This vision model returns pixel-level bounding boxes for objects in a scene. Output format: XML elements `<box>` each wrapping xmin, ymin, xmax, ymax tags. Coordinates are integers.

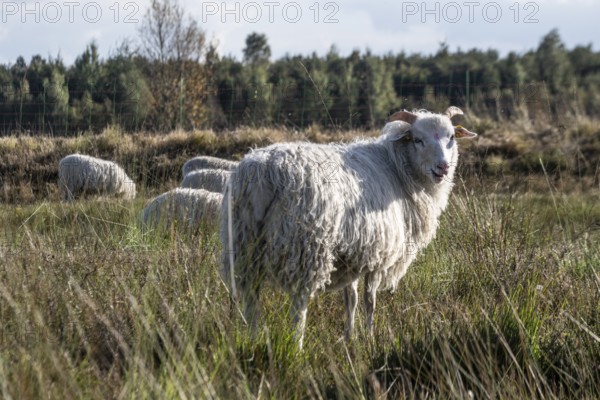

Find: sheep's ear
<box><xmin>388</xmin><ymin>110</ymin><xmax>417</xmax><ymax>124</ymax></box>
<box><xmin>444</xmin><ymin>106</ymin><xmax>463</xmax><ymax>119</ymax></box>
<box><xmin>454</xmin><ymin>125</ymin><xmax>478</xmax><ymax>139</ymax></box>
<box><xmin>383</xmin><ymin>120</ymin><xmax>412</xmax><ymax>142</ymax></box>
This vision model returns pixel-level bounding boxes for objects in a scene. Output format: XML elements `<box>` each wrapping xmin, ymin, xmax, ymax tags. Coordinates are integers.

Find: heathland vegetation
<box><xmin>1</xmin><ymin>127</ymin><xmax>598</xmax><ymax>398</ymax></box>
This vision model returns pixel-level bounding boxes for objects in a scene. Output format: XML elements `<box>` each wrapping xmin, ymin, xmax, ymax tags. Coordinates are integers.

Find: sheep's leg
<box><xmin>243</xmin><ymin>299</ymin><xmax>260</xmax><ymax>336</ymax></box>
<box><xmin>290</xmin><ymin>291</ymin><xmax>310</xmax><ymax>350</ymax></box>
<box><xmin>240</xmin><ymin>282</ymin><xmax>261</xmax><ymax>336</ymax></box>
<box><xmin>364</xmin><ymin>272</ymin><xmax>382</xmax><ymax>337</ymax></box>
<box><xmin>61</xmin><ymin>184</ymin><xmax>74</xmax><ymax>201</ymax></box>
<box><xmin>343</xmin><ymin>281</ymin><xmax>359</xmax><ymax>341</ymax></box>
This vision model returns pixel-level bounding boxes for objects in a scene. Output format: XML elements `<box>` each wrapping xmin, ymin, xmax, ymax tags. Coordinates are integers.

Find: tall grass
<box><xmin>0</xmin><ymin>125</ymin><xmax>599</xmax><ymax>398</ymax></box>
<box><xmin>0</xmin><ymin>177</ymin><xmax>598</xmax><ymax>398</ymax></box>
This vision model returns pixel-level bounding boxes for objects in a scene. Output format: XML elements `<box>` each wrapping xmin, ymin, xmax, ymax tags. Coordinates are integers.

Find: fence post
<box><xmin>465</xmin><ymin>69</ymin><xmax>470</xmax><ymax>110</ymax></box>
<box><xmin>179</xmin><ymin>76</ymin><xmax>184</xmax><ymax>129</ymax></box>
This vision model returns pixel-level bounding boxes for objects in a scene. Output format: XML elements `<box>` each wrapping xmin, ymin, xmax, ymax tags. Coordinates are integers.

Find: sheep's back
<box><xmin>58</xmin><ymin>154</ymin><xmax>135</xmax><ymax>199</ymax></box>
<box><xmin>227</xmin><ymin>142</ymin><xmax>416</xmax><ymax>292</ymax></box>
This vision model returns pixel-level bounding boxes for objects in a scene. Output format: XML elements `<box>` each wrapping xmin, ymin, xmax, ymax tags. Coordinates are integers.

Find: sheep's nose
<box><xmin>437</xmin><ymin>162</ymin><xmax>450</xmax><ymax>176</ymax></box>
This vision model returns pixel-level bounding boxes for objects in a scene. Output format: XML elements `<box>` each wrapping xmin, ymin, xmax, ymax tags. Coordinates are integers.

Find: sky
<box><xmin>0</xmin><ymin>0</ymin><xmax>598</xmax><ymax>65</ymax></box>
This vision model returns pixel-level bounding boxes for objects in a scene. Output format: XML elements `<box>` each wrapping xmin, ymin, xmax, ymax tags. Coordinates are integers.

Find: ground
<box><xmin>0</xmin><ymin>122</ymin><xmax>599</xmax><ymax>398</ymax></box>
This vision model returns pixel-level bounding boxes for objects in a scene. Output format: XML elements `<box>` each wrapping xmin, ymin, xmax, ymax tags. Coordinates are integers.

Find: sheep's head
<box><xmin>383</xmin><ymin>106</ymin><xmax>477</xmax><ymax>185</ymax></box>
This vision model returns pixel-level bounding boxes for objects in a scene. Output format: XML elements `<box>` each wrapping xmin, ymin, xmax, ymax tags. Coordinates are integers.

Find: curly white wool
<box><xmin>58</xmin><ymin>153</ymin><xmax>136</xmax><ymax>201</ymax></box>
<box><xmin>180</xmin><ymin>168</ymin><xmax>230</xmax><ymax>193</ymax></box>
<box><xmin>141</xmin><ymin>188</ymin><xmax>222</xmax><ymax>233</ymax></box>
<box><xmin>220</xmin><ymin>107</ymin><xmax>477</xmax><ymax>348</ymax></box>
<box><xmin>182</xmin><ymin>156</ymin><xmax>238</xmax><ymax>177</ymax></box>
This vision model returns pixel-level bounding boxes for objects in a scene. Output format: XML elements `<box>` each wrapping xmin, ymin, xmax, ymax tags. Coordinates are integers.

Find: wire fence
<box><xmin>0</xmin><ymin>77</ymin><xmax>585</xmax><ymax>135</ymax></box>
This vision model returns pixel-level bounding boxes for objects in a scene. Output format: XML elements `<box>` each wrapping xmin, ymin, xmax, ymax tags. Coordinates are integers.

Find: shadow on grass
<box><xmin>367</xmin><ymin>320</ymin><xmax>599</xmax><ymax>399</ymax></box>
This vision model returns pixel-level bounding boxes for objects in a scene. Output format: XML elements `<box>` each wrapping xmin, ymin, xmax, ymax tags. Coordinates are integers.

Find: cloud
<box><xmin>192</xmin><ymin>0</ymin><xmax>599</xmax><ymax>60</ymax></box>
<box><xmin>196</xmin><ymin>2</ymin><xmax>448</xmax><ymax>58</ymax></box>
<box><xmin>0</xmin><ymin>0</ymin><xmax>598</xmax><ymax>65</ymax></box>
<box><xmin>0</xmin><ymin>25</ymin><xmax>8</xmax><ymax>42</ymax></box>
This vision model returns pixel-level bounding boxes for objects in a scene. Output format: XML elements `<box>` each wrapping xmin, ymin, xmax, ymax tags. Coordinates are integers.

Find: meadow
<box><xmin>0</xmin><ymin>119</ymin><xmax>599</xmax><ymax>399</ymax></box>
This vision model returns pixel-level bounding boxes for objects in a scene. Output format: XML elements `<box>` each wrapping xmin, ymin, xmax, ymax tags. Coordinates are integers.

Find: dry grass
<box><xmin>1</xmin><ymin>117</ymin><xmax>599</xmax><ymax>204</ymax></box>
<box><xmin>0</xmin><ymin>125</ymin><xmax>599</xmax><ymax>398</ymax></box>
<box><xmin>0</xmin><ymin>125</ymin><xmax>383</xmax><ymax>203</ymax></box>
<box><xmin>0</xmin><ymin>186</ymin><xmax>598</xmax><ymax>399</ymax></box>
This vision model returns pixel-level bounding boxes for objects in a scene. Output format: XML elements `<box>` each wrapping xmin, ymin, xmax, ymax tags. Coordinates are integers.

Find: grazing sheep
<box><xmin>182</xmin><ymin>156</ymin><xmax>238</xmax><ymax>177</ymax></box>
<box><xmin>180</xmin><ymin>168</ymin><xmax>230</xmax><ymax>193</ymax></box>
<box><xmin>141</xmin><ymin>188</ymin><xmax>222</xmax><ymax>233</ymax></box>
<box><xmin>221</xmin><ymin>106</ymin><xmax>477</xmax><ymax>348</ymax></box>
<box><xmin>58</xmin><ymin>154</ymin><xmax>136</xmax><ymax>201</ymax></box>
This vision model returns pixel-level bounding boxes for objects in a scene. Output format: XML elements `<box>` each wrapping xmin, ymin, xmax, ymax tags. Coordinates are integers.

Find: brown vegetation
<box><xmin>1</xmin><ymin>116</ymin><xmax>599</xmax><ymax>204</ymax></box>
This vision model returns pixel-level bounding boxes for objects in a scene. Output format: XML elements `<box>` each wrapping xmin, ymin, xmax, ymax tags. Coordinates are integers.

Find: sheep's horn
<box><xmin>444</xmin><ymin>106</ymin><xmax>463</xmax><ymax>119</ymax></box>
<box><xmin>454</xmin><ymin>125</ymin><xmax>478</xmax><ymax>139</ymax></box>
<box><xmin>388</xmin><ymin>110</ymin><xmax>417</xmax><ymax>124</ymax></box>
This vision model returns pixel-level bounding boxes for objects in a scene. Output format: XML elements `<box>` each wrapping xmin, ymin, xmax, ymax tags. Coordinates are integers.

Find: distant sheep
<box><xmin>58</xmin><ymin>153</ymin><xmax>136</xmax><ymax>201</ymax></box>
<box><xmin>182</xmin><ymin>156</ymin><xmax>238</xmax><ymax>177</ymax></box>
<box><xmin>221</xmin><ymin>106</ymin><xmax>477</xmax><ymax>348</ymax></box>
<box><xmin>141</xmin><ymin>188</ymin><xmax>222</xmax><ymax>233</ymax></box>
<box><xmin>180</xmin><ymin>168</ymin><xmax>230</xmax><ymax>193</ymax></box>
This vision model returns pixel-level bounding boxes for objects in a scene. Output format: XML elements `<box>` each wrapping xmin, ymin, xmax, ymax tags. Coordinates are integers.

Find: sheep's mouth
<box><xmin>430</xmin><ymin>169</ymin><xmax>445</xmax><ymax>183</ymax></box>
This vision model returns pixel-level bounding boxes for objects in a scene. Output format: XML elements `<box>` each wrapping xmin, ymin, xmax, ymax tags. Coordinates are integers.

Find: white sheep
<box><xmin>141</xmin><ymin>188</ymin><xmax>222</xmax><ymax>234</ymax></box>
<box><xmin>220</xmin><ymin>106</ymin><xmax>477</xmax><ymax>348</ymax></box>
<box><xmin>182</xmin><ymin>156</ymin><xmax>238</xmax><ymax>177</ymax></box>
<box><xmin>180</xmin><ymin>168</ymin><xmax>230</xmax><ymax>193</ymax></box>
<box><xmin>58</xmin><ymin>153</ymin><xmax>136</xmax><ymax>201</ymax></box>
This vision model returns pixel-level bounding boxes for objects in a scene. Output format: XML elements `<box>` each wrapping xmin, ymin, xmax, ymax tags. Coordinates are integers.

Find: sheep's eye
<box><xmin>450</xmin><ymin>134</ymin><xmax>455</xmax><ymax>141</ymax></box>
<box><xmin>403</xmin><ymin>134</ymin><xmax>412</xmax><ymax>142</ymax></box>
<box><xmin>414</xmin><ymin>138</ymin><xmax>423</xmax><ymax>145</ymax></box>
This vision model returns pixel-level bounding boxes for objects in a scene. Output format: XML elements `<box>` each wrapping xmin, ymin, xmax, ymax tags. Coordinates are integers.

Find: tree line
<box><xmin>1</xmin><ymin>2</ymin><xmax>599</xmax><ymax>135</ymax></box>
